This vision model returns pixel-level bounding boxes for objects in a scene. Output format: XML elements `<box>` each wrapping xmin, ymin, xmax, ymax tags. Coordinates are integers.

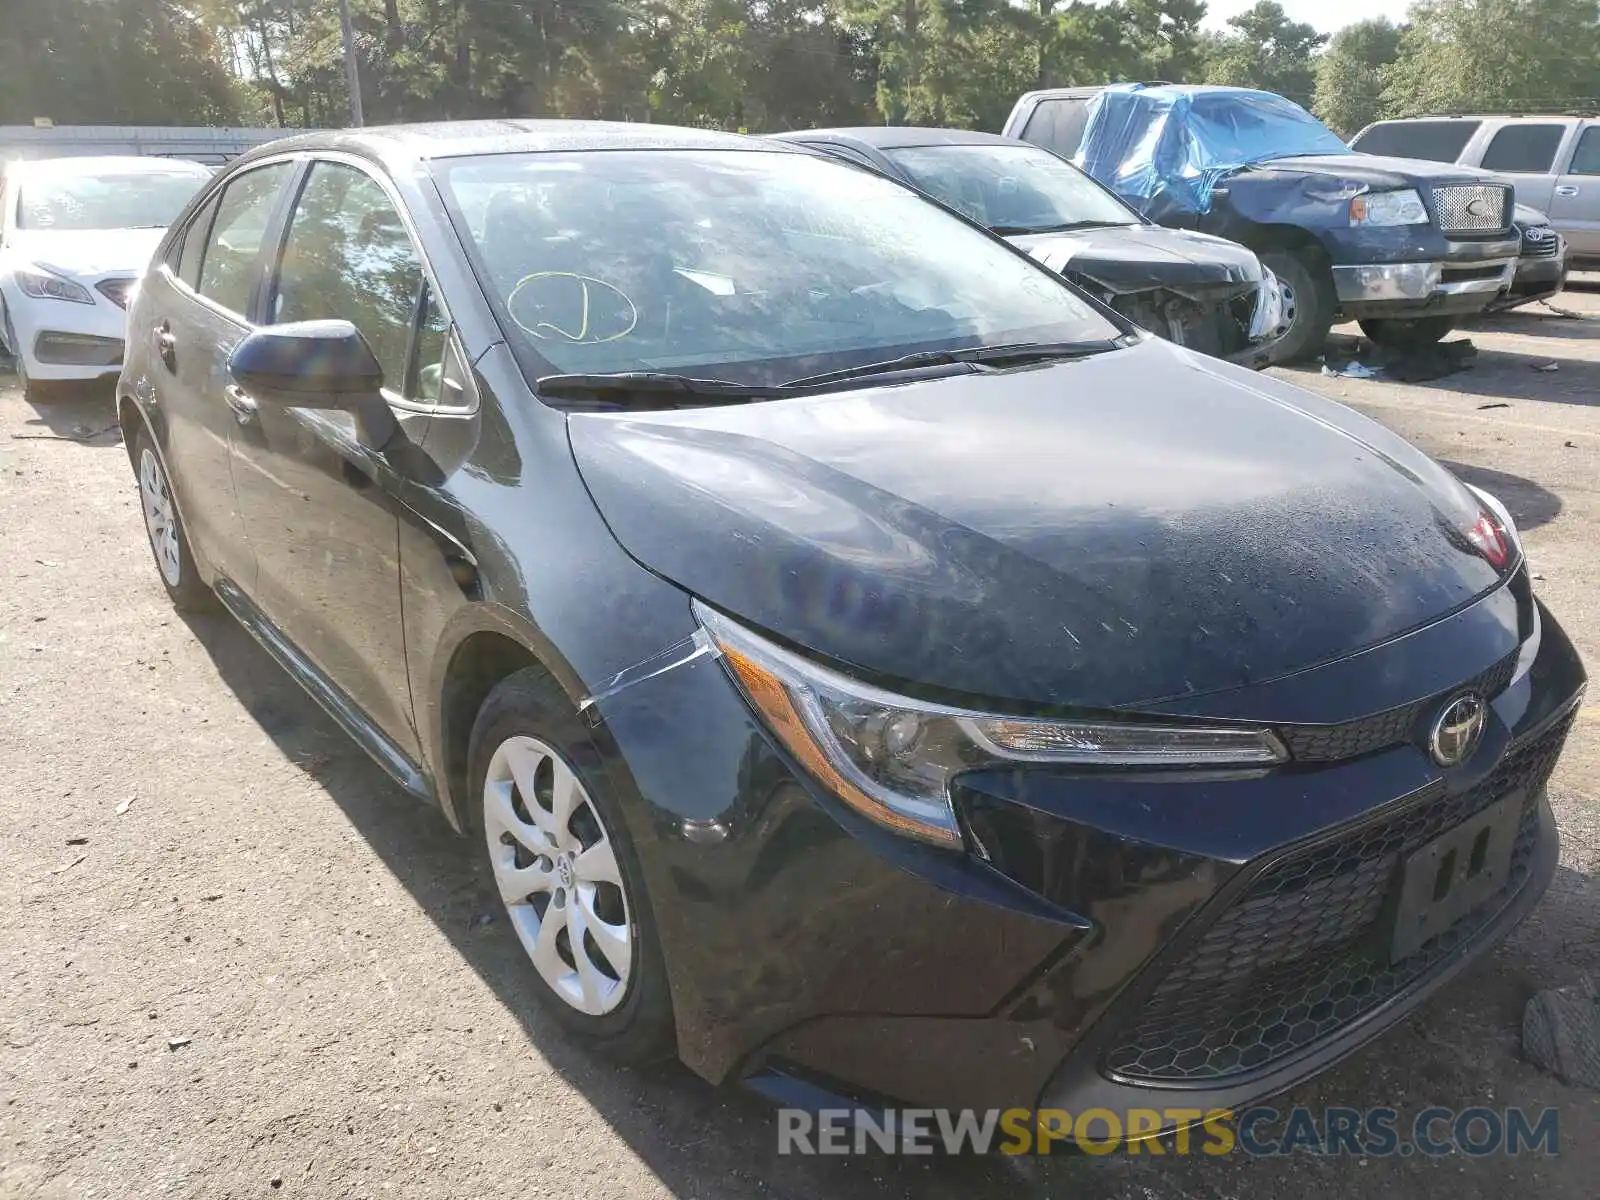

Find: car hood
<box><xmin>568</xmin><ymin>339</ymin><xmax>1504</xmax><ymax>710</ymax></box>
<box><xmin>1007</xmin><ymin>225</ymin><xmax>1263</xmax><ymax>294</ymax></box>
<box><xmin>4</xmin><ymin>228</ymin><xmax>166</xmax><ymax>278</ymax></box>
<box><xmin>1241</xmin><ymin>152</ymin><xmax>1501</xmax><ymax>190</ymax></box>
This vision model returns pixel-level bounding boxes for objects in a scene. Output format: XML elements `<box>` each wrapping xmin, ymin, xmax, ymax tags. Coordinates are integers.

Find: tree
<box><xmin>1313</xmin><ymin>18</ymin><xmax>1404</xmax><ymax>137</ymax></box>
<box><xmin>1203</xmin><ymin>0</ymin><xmax>1328</xmax><ymax>104</ymax></box>
<box><xmin>1382</xmin><ymin>0</ymin><xmax>1600</xmax><ymax>116</ymax></box>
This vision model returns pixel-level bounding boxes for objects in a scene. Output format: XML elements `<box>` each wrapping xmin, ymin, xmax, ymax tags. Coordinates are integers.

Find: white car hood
<box><xmin>5</xmin><ymin>228</ymin><xmax>166</xmax><ymax>278</ymax></box>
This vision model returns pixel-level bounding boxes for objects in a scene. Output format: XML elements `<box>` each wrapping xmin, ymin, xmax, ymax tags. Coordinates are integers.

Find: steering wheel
<box><xmin>507</xmin><ymin>271</ymin><xmax>639</xmax><ymax>344</ymax></box>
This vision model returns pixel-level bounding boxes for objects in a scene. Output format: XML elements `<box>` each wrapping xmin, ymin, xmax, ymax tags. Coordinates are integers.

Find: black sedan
<box><xmin>772</xmin><ymin>126</ymin><xmax>1288</xmax><ymax>366</ymax></box>
<box><xmin>118</xmin><ymin>121</ymin><xmax>1585</xmax><ymax>1134</ymax></box>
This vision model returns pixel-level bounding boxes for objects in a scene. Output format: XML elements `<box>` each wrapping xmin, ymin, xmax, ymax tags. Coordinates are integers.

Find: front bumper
<box><xmin>1487</xmin><ymin>249</ymin><xmax>1568</xmax><ymax>313</ymax></box>
<box><xmin>1327</xmin><ymin>231</ymin><xmax>1520</xmax><ymax>320</ymax></box>
<box><xmin>599</xmin><ymin>580</ymin><xmax>1584</xmax><ymax>1118</ymax></box>
<box><xmin>2</xmin><ymin>278</ymin><xmax>133</xmax><ymax>381</ymax></box>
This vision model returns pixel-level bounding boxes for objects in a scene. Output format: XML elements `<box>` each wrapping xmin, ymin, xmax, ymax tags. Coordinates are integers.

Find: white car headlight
<box><xmin>1349</xmin><ymin>189</ymin><xmax>1429</xmax><ymax>227</ymax></box>
<box><xmin>15</xmin><ymin>266</ymin><xmax>94</xmax><ymax>305</ymax></box>
<box><xmin>696</xmin><ymin>602</ymin><xmax>1286</xmax><ymax>846</ymax></box>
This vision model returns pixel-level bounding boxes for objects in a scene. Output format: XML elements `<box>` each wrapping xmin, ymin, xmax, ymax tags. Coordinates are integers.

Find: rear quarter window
<box><xmin>1351</xmin><ymin>120</ymin><xmax>1480</xmax><ymax>163</ymax></box>
<box><xmin>1021</xmin><ymin>98</ymin><xmax>1092</xmax><ymax>159</ymax></box>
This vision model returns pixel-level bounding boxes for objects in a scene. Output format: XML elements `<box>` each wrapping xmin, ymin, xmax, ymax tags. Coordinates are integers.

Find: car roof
<box><xmin>1365</xmin><ymin>114</ymin><xmax>1587</xmax><ymax>124</ymax></box>
<box><xmin>775</xmin><ymin>127</ymin><xmax>1024</xmax><ymax>152</ymax></box>
<box><xmin>233</xmin><ymin>119</ymin><xmax>794</xmax><ymax>171</ymax></box>
<box><xmin>9</xmin><ymin>155</ymin><xmax>213</xmax><ymax>176</ymax></box>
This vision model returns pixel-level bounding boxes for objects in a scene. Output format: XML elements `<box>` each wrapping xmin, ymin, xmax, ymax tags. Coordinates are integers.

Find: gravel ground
<box><xmin>1</xmin><ymin>294</ymin><xmax>1597</xmax><ymax>1200</ymax></box>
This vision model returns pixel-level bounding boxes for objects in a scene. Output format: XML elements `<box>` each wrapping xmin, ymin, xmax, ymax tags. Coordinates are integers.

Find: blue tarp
<box><xmin>1074</xmin><ymin>84</ymin><xmax>1352</xmax><ymax>221</ymax></box>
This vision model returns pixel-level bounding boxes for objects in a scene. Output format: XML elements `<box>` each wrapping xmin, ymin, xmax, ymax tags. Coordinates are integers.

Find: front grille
<box><xmin>1432</xmin><ymin>184</ymin><xmax>1511</xmax><ymax>234</ymax></box>
<box><xmin>1102</xmin><ymin>711</ymin><xmax>1573</xmax><ymax>1084</ymax></box>
<box><xmin>1278</xmin><ymin>650</ymin><xmax>1518</xmax><ymax>763</ymax></box>
<box><xmin>1521</xmin><ymin>228</ymin><xmax>1561</xmax><ymax>259</ymax></box>
<box><xmin>96</xmin><ymin>278</ymin><xmax>137</xmax><ymax>309</ymax></box>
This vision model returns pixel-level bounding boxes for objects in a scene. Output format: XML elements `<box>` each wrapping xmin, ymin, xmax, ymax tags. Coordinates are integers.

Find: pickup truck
<box><xmin>1352</xmin><ymin>115</ymin><xmax>1600</xmax><ymax>268</ymax></box>
<box><xmin>1004</xmin><ymin>85</ymin><xmax>1521</xmax><ymax>361</ymax></box>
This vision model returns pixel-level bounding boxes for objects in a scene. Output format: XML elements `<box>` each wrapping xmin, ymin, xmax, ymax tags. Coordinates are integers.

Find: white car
<box><xmin>0</xmin><ymin>156</ymin><xmax>210</xmax><ymax>398</ymax></box>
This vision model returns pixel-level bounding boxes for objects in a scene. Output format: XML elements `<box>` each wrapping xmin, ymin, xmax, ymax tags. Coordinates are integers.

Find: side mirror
<box><xmin>229</xmin><ymin>320</ymin><xmax>398</xmax><ymax>446</ymax></box>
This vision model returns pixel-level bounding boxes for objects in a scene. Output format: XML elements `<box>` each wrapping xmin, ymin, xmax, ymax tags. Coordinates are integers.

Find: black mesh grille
<box><xmin>1278</xmin><ymin>651</ymin><xmax>1519</xmax><ymax>763</ymax></box>
<box><xmin>1102</xmin><ymin>711</ymin><xmax>1573</xmax><ymax>1083</ymax></box>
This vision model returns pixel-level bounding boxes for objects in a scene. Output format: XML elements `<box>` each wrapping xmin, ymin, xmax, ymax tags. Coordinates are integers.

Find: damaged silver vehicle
<box><xmin>773</xmin><ymin>126</ymin><xmax>1289</xmax><ymax>367</ymax></box>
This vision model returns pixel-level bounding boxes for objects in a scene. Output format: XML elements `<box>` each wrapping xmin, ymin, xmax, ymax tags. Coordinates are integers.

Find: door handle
<box><xmin>153</xmin><ymin>322</ymin><xmax>177</xmax><ymax>370</ymax></box>
<box><xmin>223</xmin><ymin>383</ymin><xmax>258</xmax><ymax>425</ymax></box>
<box><xmin>1555</xmin><ymin>184</ymin><xmax>1580</xmax><ymax>197</ymax></box>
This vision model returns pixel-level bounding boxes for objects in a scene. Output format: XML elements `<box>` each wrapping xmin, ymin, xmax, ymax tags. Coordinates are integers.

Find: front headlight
<box><xmin>15</xmin><ymin>267</ymin><xmax>94</xmax><ymax>305</ymax></box>
<box><xmin>696</xmin><ymin>603</ymin><xmax>1286</xmax><ymax>846</ymax></box>
<box><xmin>1349</xmin><ymin>189</ymin><xmax>1429</xmax><ymax>227</ymax></box>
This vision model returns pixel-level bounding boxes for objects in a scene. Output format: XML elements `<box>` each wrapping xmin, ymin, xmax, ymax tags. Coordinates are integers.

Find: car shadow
<box><xmin>175</xmin><ymin>605</ymin><xmax>1598</xmax><ymax>1197</ymax></box>
<box><xmin>1437</xmin><ymin>460</ymin><xmax>1564</xmax><ymax>532</ymax></box>
<box><xmin>0</xmin><ymin>366</ymin><xmax>123</xmax><ymax>444</ymax></box>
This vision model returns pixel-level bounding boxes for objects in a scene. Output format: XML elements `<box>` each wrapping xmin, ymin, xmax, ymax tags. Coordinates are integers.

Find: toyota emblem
<box><xmin>1430</xmin><ymin>694</ymin><xmax>1486</xmax><ymax>767</ymax></box>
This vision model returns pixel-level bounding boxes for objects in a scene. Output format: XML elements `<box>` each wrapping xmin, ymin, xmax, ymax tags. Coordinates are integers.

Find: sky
<box><xmin>1201</xmin><ymin>0</ymin><xmax>1397</xmax><ymax>33</ymax></box>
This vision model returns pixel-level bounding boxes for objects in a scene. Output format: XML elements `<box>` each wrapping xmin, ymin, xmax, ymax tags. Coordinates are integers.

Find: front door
<box><xmin>147</xmin><ymin>161</ymin><xmax>297</xmax><ymax>587</ymax></box>
<box><xmin>228</xmin><ymin>159</ymin><xmax>448</xmax><ymax>760</ymax></box>
<box><xmin>1547</xmin><ymin>123</ymin><xmax>1600</xmax><ymax>259</ymax></box>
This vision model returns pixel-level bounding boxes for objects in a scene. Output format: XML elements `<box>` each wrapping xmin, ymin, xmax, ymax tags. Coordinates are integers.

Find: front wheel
<box><xmin>1256</xmin><ymin>249</ymin><xmax>1337</xmax><ymax>365</ymax></box>
<box><xmin>468</xmin><ymin>667</ymin><xmax>676</xmax><ymax>1064</ymax></box>
<box><xmin>1358</xmin><ymin>316</ymin><xmax>1457</xmax><ymax>350</ymax></box>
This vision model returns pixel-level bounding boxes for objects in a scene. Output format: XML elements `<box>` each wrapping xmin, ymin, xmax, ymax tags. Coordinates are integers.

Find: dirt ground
<box><xmin>1</xmin><ymin>291</ymin><xmax>1597</xmax><ymax>1200</ymax></box>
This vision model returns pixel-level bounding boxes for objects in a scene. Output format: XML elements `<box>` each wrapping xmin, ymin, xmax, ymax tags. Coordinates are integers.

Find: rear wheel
<box><xmin>468</xmin><ymin>666</ymin><xmax>676</xmax><ymax>1064</ymax></box>
<box><xmin>133</xmin><ymin>427</ymin><xmax>217</xmax><ymax>612</ymax></box>
<box><xmin>1257</xmin><ymin>248</ymin><xmax>1336</xmax><ymax>365</ymax></box>
<box><xmin>1358</xmin><ymin>316</ymin><xmax>1457</xmax><ymax>350</ymax></box>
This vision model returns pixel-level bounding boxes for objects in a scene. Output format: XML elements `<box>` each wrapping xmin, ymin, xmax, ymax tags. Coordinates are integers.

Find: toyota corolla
<box><xmin>117</xmin><ymin>122</ymin><xmax>1585</xmax><ymax>1133</ymax></box>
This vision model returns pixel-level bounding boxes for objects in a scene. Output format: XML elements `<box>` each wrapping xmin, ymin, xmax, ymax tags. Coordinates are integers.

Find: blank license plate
<box><xmin>1389</xmin><ymin>793</ymin><xmax>1521</xmax><ymax>964</ymax></box>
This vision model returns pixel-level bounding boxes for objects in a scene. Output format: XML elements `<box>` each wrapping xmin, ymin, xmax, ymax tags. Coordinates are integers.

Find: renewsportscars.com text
<box><xmin>777</xmin><ymin>1105</ymin><xmax>1562</xmax><ymax>1157</ymax></box>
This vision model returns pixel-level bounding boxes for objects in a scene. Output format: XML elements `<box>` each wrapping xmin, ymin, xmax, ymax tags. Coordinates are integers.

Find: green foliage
<box><xmin>1313</xmin><ymin>18</ymin><xmax>1404</xmax><ymax>137</ymax></box>
<box><xmin>1382</xmin><ymin>0</ymin><xmax>1600</xmax><ymax>117</ymax></box>
<box><xmin>1203</xmin><ymin>1</ymin><xmax>1328</xmax><ymax>103</ymax></box>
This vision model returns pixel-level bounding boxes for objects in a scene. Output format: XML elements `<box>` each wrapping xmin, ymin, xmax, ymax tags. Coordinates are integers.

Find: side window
<box><xmin>1568</xmin><ymin>127</ymin><xmax>1600</xmax><ymax>175</ymax></box>
<box><xmin>1350</xmin><ymin>120</ymin><xmax>1479</xmax><ymax>163</ymax></box>
<box><xmin>1479</xmin><ymin>124</ymin><xmax>1566</xmax><ymax>173</ymax></box>
<box><xmin>174</xmin><ymin>194</ymin><xmax>220</xmax><ymax>289</ymax></box>
<box><xmin>1022</xmin><ymin>99</ymin><xmax>1090</xmax><ymax>158</ymax></box>
<box><xmin>271</xmin><ymin>161</ymin><xmax>429</xmax><ymax>396</ymax></box>
<box><xmin>198</xmin><ymin>163</ymin><xmax>294</xmax><ymax>316</ymax></box>
<box><xmin>410</xmin><ymin>284</ymin><xmax>452</xmax><ymax>405</ymax></box>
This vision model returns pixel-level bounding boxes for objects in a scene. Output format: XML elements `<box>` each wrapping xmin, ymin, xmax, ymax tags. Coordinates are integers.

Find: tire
<box><xmin>1358</xmin><ymin>316</ymin><xmax>1457</xmax><ymax>350</ymax></box>
<box><xmin>1257</xmin><ymin>248</ymin><xmax>1337</xmax><ymax>365</ymax></box>
<box><xmin>468</xmin><ymin>666</ymin><xmax>676</xmax><ymax>1065</ymax></box>
<box><xmin>132</xmin><ymin>427</ymin><xmax>217</xmax><ymax>612</ymax></box>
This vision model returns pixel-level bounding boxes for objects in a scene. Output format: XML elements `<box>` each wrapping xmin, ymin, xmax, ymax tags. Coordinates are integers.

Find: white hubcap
<box><xmin>483</xmin><ymin>735</ymin><xmax>632</xmax><ymax>1016</ymax></box>
<box><xmin>139</xmin><ymin>448</ymin><xmax>182</xmax><ymax>588</ymax></box>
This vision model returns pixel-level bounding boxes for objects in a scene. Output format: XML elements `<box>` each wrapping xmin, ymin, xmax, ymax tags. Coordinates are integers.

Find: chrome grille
<box><xmin>1432</xmin><ymin>185</ymin><xmax>1511</xmax><ymax>234</ymax></box>
<box><xmin>96</xmin><ymin>278</ymin><xmax>137</xmax><ymax>309</ymax></box>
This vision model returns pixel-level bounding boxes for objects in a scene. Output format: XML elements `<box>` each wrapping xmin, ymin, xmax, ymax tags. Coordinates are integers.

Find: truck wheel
<box><xmin>1358</xmin><ymin>317</ymin><xmax>1456</xmax><ymax>350</ymax></box>
<box><xmin>1257</xmin><ymin>249</ymin><xmax>1336</xmax><ymax>365</ymax></box>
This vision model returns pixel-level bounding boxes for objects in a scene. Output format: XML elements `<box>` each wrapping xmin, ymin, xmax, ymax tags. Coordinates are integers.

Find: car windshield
<box><xmin>17</xmin><ymin>167</ymin><xmax>208</xmax><ymax>231</ymax></box>
<box><xmin>883</xmin><ymin>142</ymin><xmax>1138</xmax><ymax>233</ymax></box>
<box><xmin>433</xmin><ymin>149</ymin><xmax>1122</xmax><ymax>387</ymax></box>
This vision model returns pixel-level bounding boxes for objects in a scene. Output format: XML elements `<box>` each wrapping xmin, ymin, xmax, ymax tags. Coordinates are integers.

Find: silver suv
<box><xmin>1352</xmin><ymin>116</ymin><xmax>1600</xmax><ymax>265</ymax></box>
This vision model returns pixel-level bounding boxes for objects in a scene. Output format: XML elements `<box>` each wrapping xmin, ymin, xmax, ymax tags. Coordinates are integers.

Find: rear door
<box><xmin>1476</xmin><ymin>121</ymin><xmax>1570</xmax><ymax>213</ymax></box>
<box><xmin>143</xmin><ymin>159</ymin><xmax>297</xmax><ymax>587</ymax></box>
<box><xmin>1547</xmin><ymin>122</ymin><xmax>1600</xmax><ymax>258</ymax></box>
<box><xmin>228</xmin><ymin>156</ymin><xmax>448</xmax><ymax>759</ymax></box>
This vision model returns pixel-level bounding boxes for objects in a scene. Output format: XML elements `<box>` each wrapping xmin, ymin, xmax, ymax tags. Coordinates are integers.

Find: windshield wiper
<box><xmin>537</xmin><ymin>371</ymin><xmax>778</xmax><ymax>405</ymax></box>
<box><xmin>991</xmin><ymin>219</ymin><xmax>1135</xmax><ymax>235</ymax></box>
<box><xmin>785</xmin><ymin>339</ymin><xmax>1125</xmax><ymax>389</ymax></box>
